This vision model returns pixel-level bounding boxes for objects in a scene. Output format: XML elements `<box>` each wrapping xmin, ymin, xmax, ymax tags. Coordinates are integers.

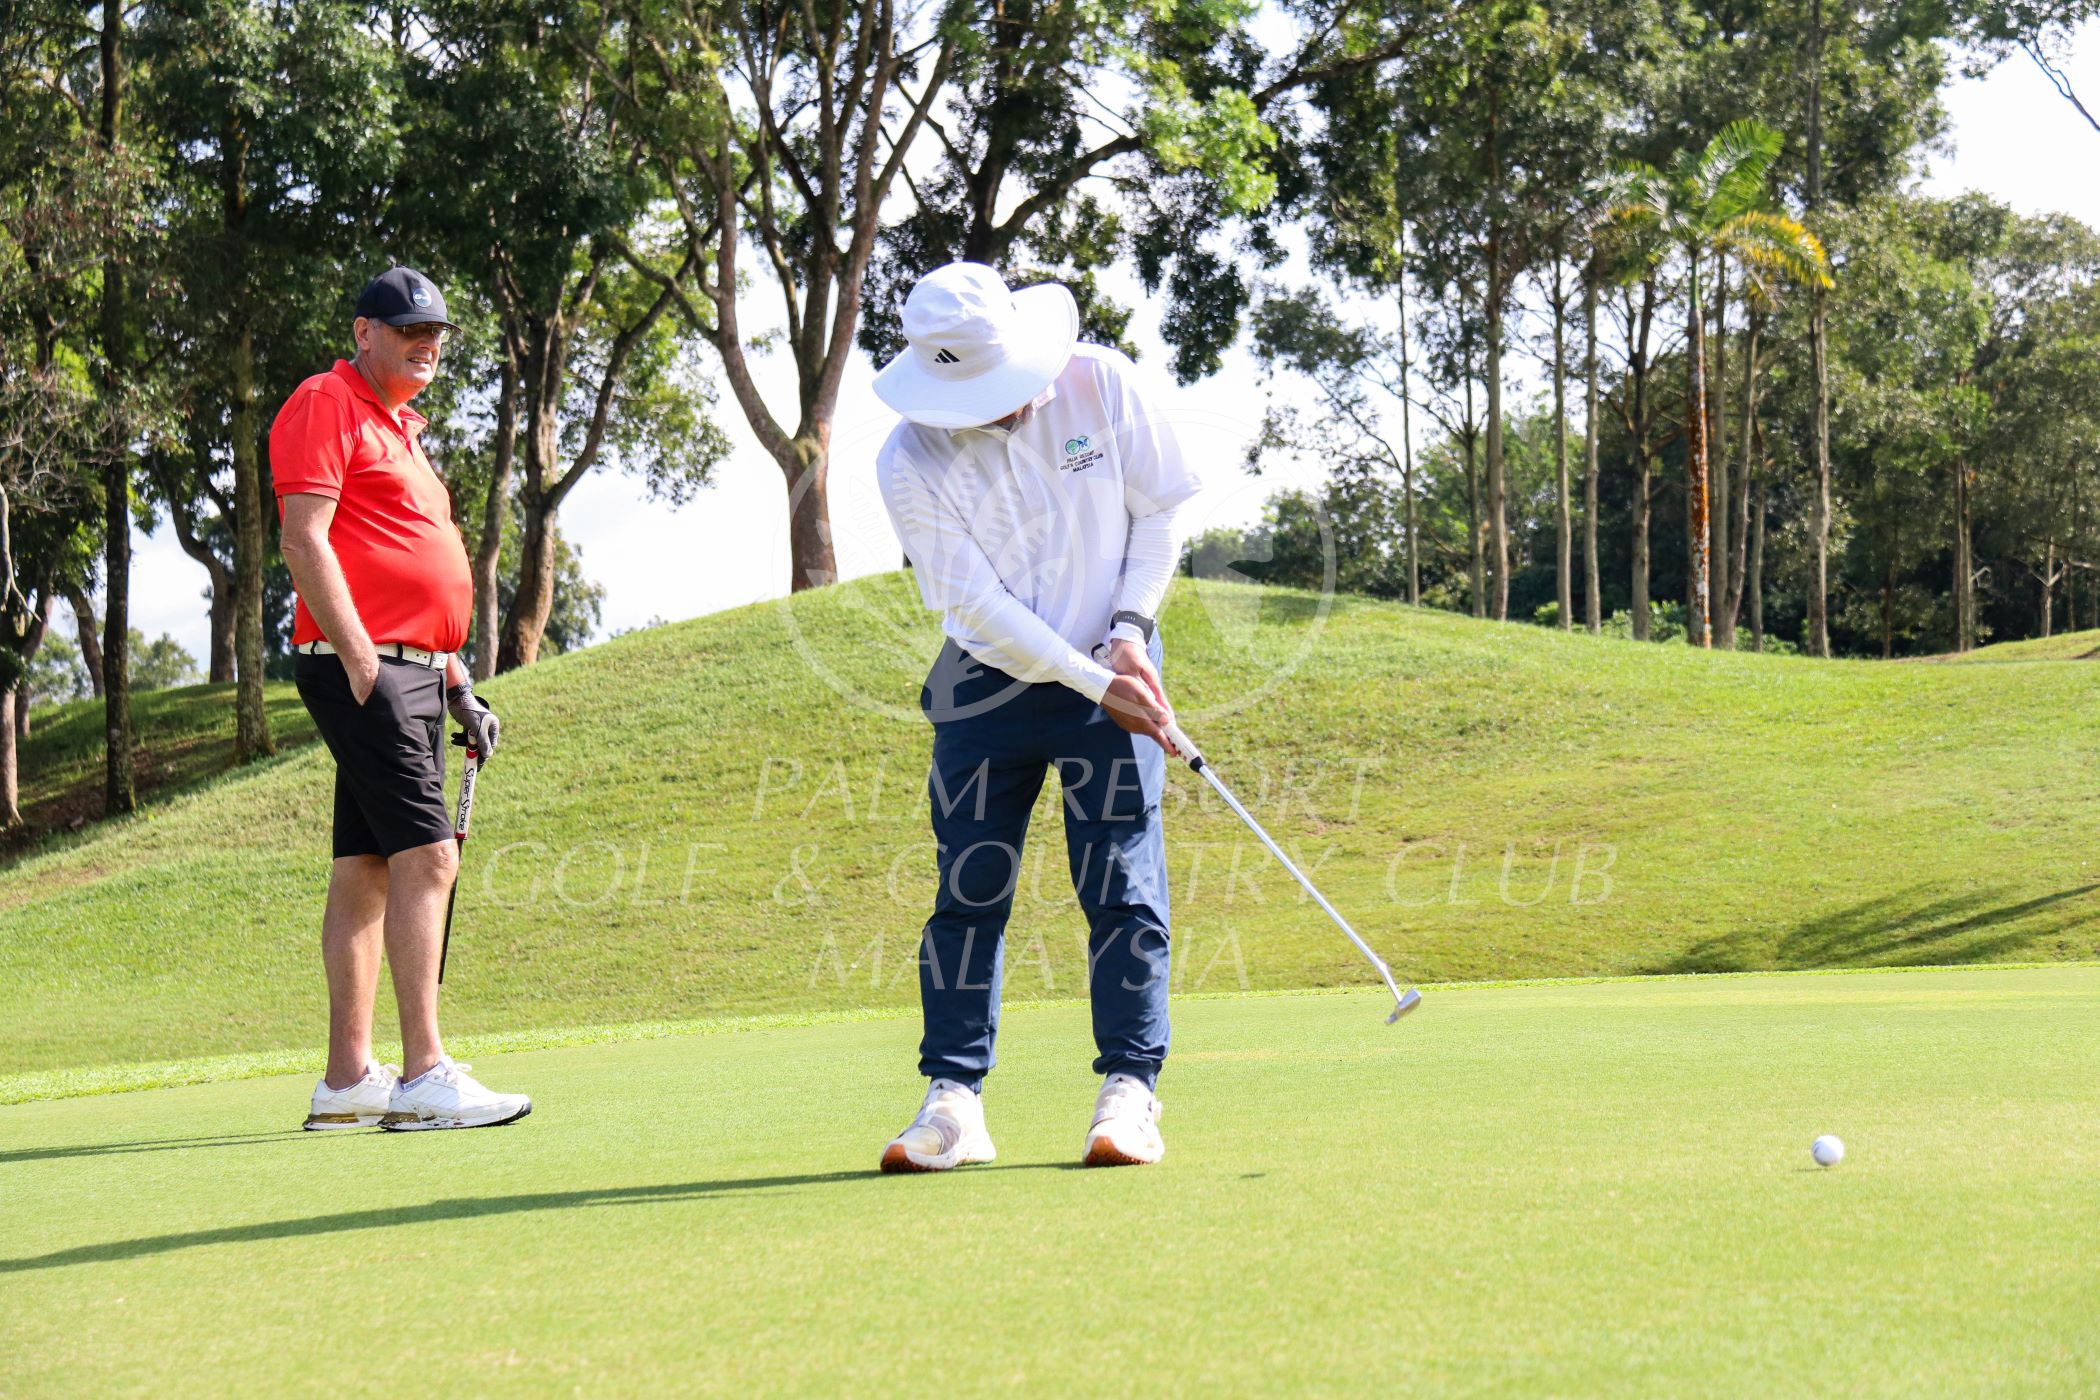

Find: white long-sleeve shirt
<box><xmin>876</xmin><ymin>344</ymin><xmax>1203</xmax><ymax>703</ymax></box>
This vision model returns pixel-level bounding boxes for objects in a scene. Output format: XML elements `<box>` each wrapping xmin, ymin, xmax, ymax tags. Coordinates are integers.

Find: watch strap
<box><xmin>1110</xmin><ymin>610</ymin><xmax>1156</xmax><ymax>642</ymax></box>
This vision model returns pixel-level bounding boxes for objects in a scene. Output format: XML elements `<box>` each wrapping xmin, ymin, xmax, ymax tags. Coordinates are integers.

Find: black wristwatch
<box><xmin>1110</xmin><ymin>610</ymin><xmax>1156</xmax><ymax>642</ymax></box>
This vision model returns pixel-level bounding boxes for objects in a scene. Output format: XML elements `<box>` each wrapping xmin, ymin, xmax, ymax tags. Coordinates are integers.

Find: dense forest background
<box><xmin>4</xmin><ymin>0</ymin><xmax>2100</xmax><ymax>830</ymax></box>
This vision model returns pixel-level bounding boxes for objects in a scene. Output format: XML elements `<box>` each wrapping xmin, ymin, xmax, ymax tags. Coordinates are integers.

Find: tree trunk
<box><xmin>2042</xmin><ymin>542</ymin><xmax>2056</xmax><ymax>638</ymax></box>
<box><xmin>222</xmin><ymin>106</ymin><xmax>269</xmax><ymax>762</ymax></box>
<box><xmin>1483</xmin><ymin>85</ymin><xmax>1509</xmax><ymax>623</ymax></box>
<box><xmin>1954</xmin><ymin>453</ymin><xmax>1974</xmax><ymax>652</ymax></box>
<box><xmin>1627</xmin><ymin>278</ymin><xmax>1657</xmax><ymax>640</ymax></box>
<box><xmin>1805</xmin><ymin>0</ymin><xmax>1833</xmax><ymax>658</ymax></box>
<box><xmin>1750</xmin><ymin>465</ymin><xmax>1767</xmax><ymax>651</ymax></box>
<box><xmin>1553</xmin><ymin>258</ymin><xmax>1571</xmax><ymax>630</ymax></box>
<box><xmin>1685</xmin><ymin>256</ymin><xmax>1713</xmax><ymax>649</ymax></box>
<box><xmin>1881</xmin><ymin>528</ymin><xmax>1895</xmax><ymax>659</ymax></box>
<box><xmin>1485</xmin><ymin>260</ymin><xmax>1509</xmax><ymax>621</ymax></box>
<box><xmin>1723</xmin><ymin>308</ymin><xmax>1761</xmax><ymax>643</ymax></box>
<box><xmin>1631</xmin><ymin>451</ymin><xmax>1651</xmax><ymax>640</ymax></box>
<box><xmin>1397</xmin><ymin>264</ymin><xmax>1419</xmax><ymax>606</ymax></box>
<box><xmin>472</xmin><ymin>347</ymin><xmax>519</xmax><ymax>681</ymax></box>
<box><xmin>499</xmin><ymin>489</ymin><xmax>560</xmax><ymax>671</ymax></box>
<box><xmin>1464</xmin><ymin>354</ymin><xmax>1484</xmax><ymax>620</ymax></box>
<box><xmin>1583</xmin><ymin>264</ymin><xmax>1600</xmax><ymax>633</ymax></box>
<box><xmin>231</xmin><ymin>319</ymin><xmax>271</xmax><ymax>761</ymax></box>
<box><xmin>782</xmin><ymin>434</ymin><xmax>837</xmax><ymax>591</ymax></box>
<box><xmin>208</xmin><ymin>578</ymin><xmax>235</xmax><ymax>682</ymax></box>
<box><xmin>0</xmin><ymin>684</ymin><xmax>17</xmax><ymax>828</ymax></box>
<box><xmin>1709</xmin><ymin>260</ymin><xmax>1731</xmax><ymax>645</ymax></box>
<box><xmin>64</xmin><ymin>586</ymin><xmax>105</xmax><ymax>696</ymax></box>
<box><xmin>166</xmin><ymin>498</ymin><xmax>235</xmax><ymax>682</ymax></box>
<box><xmin>99</xmin><ymin>0</ymin><xmax>135</xmax><ymax>817</ymax></box>
<box><xmin>497</xmin><ymin>332</ymin><xmax>565</xmax><ymax>672</ymax></box>
<box><xmin>12</xmin><ymin>589</ymin><xmax>51</xmax><ymax>747</ymax></box>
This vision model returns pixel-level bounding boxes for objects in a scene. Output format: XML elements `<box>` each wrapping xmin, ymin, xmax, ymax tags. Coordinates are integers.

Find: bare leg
<box><xmin>323</xmin><ymin>854</ymin><xmax>389</xmax><ymax>1090</ymax></box>
<box><xmin>386</xmin><ymin>837</ymin><xmax>459</xmax><ymax>1080</ymax></box>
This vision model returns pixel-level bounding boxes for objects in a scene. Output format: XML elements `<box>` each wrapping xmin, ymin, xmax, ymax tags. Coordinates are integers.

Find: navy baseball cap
<box><xmin>354</xmin><ymin>266</ymin><xmax>459</xmax><ymax>331</ymax></box>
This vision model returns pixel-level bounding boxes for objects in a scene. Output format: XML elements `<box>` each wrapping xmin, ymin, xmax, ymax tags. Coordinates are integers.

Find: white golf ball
<box><xmin>1811</xmin><ymin>1134</ymin><xmax>1845</xmax><ymax>1167</ymax></box>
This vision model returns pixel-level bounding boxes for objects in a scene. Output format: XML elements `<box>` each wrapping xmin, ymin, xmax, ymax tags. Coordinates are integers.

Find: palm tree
<box><xmin>1591</xmin><ymin>119</ymin><xmax>1832</xmax><ymax>647</ymax></box>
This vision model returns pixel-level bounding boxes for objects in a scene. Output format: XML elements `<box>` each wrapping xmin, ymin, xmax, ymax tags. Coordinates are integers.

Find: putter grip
<box><xmin>1163</xmin><ymin>721</ymin><xmax>1204</xmax><ymax>771</ymax></box>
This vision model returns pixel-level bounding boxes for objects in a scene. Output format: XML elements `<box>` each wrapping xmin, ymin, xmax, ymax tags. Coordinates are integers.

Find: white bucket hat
<box><xmin>873</xmin><ymin>262</ymin><xmax>1079</xmax><ymax>429</ymax></box>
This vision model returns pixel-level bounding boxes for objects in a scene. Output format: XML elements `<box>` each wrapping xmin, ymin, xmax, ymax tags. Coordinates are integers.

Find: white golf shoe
<box><xmin>1083</xmin><ymin>1072</ymin><xmax>1164</xmax><ymax>1166</ymax></box>
<box><xmin>380</xmin><ymin>1057</ymin><xmax>532</xmax><ymax>1131</ymax></box>
<box><xmin>303</xmin><ymin>1061</ymin><xmax>399</xmax><ymax>1130</ymax></box>
<box><xmin>880</xmin><ymin>1078</ymin><xmax>996</xmax><ymax>1173</ymax></box>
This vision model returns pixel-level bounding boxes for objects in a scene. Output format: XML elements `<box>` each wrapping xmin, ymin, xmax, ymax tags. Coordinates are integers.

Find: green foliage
<box><xmin>126</xmin><ymin>630</ymin><xmax>200</xmax><ymax>691</ymax></box>
<box><xmin>23</xmin><ymin>633</ymin><xmax>88</xmax><ymax>707</ymax></box>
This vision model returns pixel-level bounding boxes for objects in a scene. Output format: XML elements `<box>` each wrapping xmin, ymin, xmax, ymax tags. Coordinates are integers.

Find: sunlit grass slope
<box><xmin>4</xmin><ymin>572</ymin><xmax>2098</xmax><ymax>1081</ymax></box>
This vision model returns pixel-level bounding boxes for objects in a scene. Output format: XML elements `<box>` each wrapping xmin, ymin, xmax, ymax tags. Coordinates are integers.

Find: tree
<box><xmin>858</xmin><ymin>1</ymin><xmax>1430</xmax><ymax>382</ymax></box>
<box><xmin>596</xmin><ymin>0</ymin><xmax>951</xmax><ymax>602</ymax></box>
<box><xmin>0</xmin><ymin>0</ymin><xmax>160</xmax><ymax>820</ymax></box>
<box><xmin>127</xmin><ymin>629</ymin><xmax>202</xmax><ymax>690</ymax></box>
<box><xmin>25</xmin><ymin>630</ymin><xmax>90</xmax><ymax>708</ymax></box>
<box><xmin>1245</xmin><ymin>287</ymin><xmax>1425</xmax><ymax>602</ymax></box>
<box><xmin>1594</xmin><ymin>118</ymin><xmax>1831</xmax><ymax>647</ymax></box>
<box><xmin>142</xmin><ymin>0</ymin><xmax>409</xmax><ymax>757</ymax></box>
<box><xmin>99</xmin><ymin>0</ymin><xmax>138</xmax><ymax>813</ymax></box>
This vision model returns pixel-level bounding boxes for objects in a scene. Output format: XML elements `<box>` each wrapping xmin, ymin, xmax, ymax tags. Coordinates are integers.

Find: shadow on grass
<box><xmin>1646</xmin><ymin>883</ymin><xmax>2100</xmax><ymax>975</ymax></box>
<box><xmin>0</xmin><ymin>1130</ymin><xmax>307</xmax><ymax>1166</ymax></box>
<box><xmin>0</xmin><ymin>1163</ymin><xmax>1080</xmax><ymax>1274</ymax></box>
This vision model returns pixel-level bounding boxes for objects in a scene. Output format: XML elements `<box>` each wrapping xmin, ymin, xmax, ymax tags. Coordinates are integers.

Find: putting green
<box><xmin>5</xmin><ymin>966</ymin><xmax>2098</xmax><ymax>1396</ymax></box>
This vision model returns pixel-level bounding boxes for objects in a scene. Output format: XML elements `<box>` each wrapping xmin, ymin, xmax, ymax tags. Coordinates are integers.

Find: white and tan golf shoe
<box><xmin>880</xmin><ymin>1078</ymin><xmax>996</xmax><ymax>1173</ymax></box>
<box><xmin>1083</xmin><ymin>1072</ymin><xmax>1164</xmax><ymax>1166</ymax></box>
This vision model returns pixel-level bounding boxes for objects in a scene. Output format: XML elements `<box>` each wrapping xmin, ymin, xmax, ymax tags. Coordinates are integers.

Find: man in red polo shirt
<box><xmin>273</xmin><ymin>266</ymin><xmax>529</xmax><ymax>1133</ymax></box>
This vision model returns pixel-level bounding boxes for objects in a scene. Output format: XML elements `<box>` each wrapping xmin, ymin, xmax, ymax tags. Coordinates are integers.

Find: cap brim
<box><xmin>873</xmin><ymin>283</ymin><xmax>1079</xmax><ymax>429</ymax></box>
<box><xmin>365</xmin><ymin>311</ymin><xmax>462</xmax><ymax>332</ymax></box>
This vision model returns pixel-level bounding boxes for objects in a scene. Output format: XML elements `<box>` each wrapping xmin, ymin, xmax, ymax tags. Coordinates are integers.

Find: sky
<box><xmin>107</xmin><ymin>22</ymin><xmax>2100</xmax><ymax>668</ymax></box>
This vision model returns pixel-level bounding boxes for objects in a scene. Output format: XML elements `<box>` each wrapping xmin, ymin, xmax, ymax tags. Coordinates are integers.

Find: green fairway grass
<box><xmin>6</xmin><ymin>573</ymin><xmax>2100</xmax><ymax>1083</ymax></box>
<box><xmin>3</xmin><ymin>966</ymin><xmax>2096</xmax><ymax>1397</ymax></box>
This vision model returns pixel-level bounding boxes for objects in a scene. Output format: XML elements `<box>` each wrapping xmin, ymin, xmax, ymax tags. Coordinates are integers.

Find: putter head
<box><xmin>1386</xmin><ymin>987</ymin><xmax>1423</xmax><ymax>1024</ymax></box>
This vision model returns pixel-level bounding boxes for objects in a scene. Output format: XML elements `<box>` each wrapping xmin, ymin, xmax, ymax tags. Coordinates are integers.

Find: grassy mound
<box><xmin>4</xmin><ymin>966</ymin><xmax>2097</xmax><ymax>1395</ymax></box>
<box><xmin>5</xmin><ymin>573</ymin><xmax>2099</xmax><ymax>1081</ymax></box>
<box><xmin>1935</xmin><ymin>629</ymin><xmax>2100</xmax><ymax>663</ymax></box>
<box><xmin>8</xmin><ymin>681</ymin><xmax>317</xmax><ymax>852</ymax></box>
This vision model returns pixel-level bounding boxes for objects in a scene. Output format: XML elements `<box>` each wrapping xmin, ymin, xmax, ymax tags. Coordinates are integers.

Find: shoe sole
<box><xmin>380</xmin><ymin>1102</ymin><xmax>533</xmax><ymax>1132</ymax></box>
<box><xmin>878</xmin><ymin>1139</ymin><xmax>996</xmax><ymax>1174</ymax></box>
<box><xmin>302</xmin><ymin>1113</ymin><xmax>384</xmax><ymax>1130</ymax></box>
<box><xmin>1083</xmin><ymin>1133</ymin><xmax>1163</xmax><ymax>1167</ymax></box>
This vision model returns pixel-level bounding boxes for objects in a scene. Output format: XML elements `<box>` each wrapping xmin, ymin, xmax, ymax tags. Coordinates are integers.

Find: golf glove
<box><xmin>447</xmin><ymin>682</ymin><xmax>501</xmax><ymax>760</ymax></box>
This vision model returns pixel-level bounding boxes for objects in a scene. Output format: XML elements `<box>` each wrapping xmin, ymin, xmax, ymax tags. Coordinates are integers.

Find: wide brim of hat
<box><xmin>872</xmin><ymin>282</ymin><xmax>1079</xmax><ymax>429</ymax></box>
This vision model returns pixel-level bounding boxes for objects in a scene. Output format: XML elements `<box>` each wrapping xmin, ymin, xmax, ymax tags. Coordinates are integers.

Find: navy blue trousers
<box><xmin>915</xmin><ymin>639</ymin><xmax>1171</xmax><ymax>1090</ymax></box>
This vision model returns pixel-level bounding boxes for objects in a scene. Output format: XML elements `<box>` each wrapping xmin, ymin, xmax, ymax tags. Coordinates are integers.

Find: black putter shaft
<box><xmin>440</xmin><ymin>732</ymin><xmax>481</xmax><ymax>984</ymax></box>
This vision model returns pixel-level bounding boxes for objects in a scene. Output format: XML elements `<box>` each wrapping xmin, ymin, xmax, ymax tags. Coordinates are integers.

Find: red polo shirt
<box><xmin>270</xmin><ymin>360</ymin><xmax>472</xmax><ymax>653</ymax></box>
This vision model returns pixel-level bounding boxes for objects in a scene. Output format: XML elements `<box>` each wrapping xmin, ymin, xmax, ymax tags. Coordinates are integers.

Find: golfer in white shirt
<box><xmin>872</xmin><ymin>262</ymin><xmax>1201</xmax><ymax>1171</ymax></box>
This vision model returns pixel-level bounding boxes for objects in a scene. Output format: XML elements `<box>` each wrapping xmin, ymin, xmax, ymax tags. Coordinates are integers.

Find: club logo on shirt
<box><xmin>1061</xmin><ymin>434</ymin><xmax>1104</xmax><ymax>473</ymax></box>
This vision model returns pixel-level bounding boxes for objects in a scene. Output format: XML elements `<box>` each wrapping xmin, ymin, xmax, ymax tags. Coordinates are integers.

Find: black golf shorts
<box><xmin>294</xmin><ymin>652</ymin><xmax>452</xmax><ymax>860</ymax></box>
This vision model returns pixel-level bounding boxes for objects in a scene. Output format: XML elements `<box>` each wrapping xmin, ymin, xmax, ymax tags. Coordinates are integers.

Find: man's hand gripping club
<box><xmin>1098</xmin><ymin>637</ymin><xmax>1181</xmax><ymax>758</ymax></box>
